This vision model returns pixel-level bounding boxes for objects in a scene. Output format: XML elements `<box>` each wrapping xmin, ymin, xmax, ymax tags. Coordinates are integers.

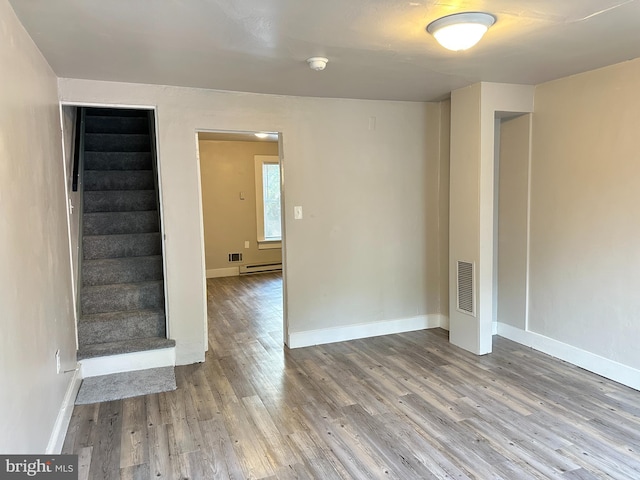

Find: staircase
<box><xmin>77</xmin><ymin>107</ymin><xmax>175</xmax><ymax>364</ymax></box>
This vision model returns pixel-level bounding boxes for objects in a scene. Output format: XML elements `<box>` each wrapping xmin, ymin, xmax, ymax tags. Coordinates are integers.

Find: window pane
<box><xmin>263</xmin><ymin>164</ymin><xmax>281</xmax><ymax>239</ymax></box>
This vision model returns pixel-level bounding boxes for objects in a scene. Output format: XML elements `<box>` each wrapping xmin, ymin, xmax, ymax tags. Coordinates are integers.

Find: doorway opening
<box><xmin>196</xmin><ymin>130</ymin><xmax>287</xmax><ymax>347</ymax></box>
<box><xmin>494</xmin><ymin>113</ymin><xmax>532</xmax><ymax>345</ymax></box>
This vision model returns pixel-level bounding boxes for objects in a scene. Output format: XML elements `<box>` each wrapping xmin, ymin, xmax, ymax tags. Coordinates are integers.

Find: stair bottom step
<box><xmin>78</xmin><ymin>337</ymin><xmax>175</xmax><ymax>361</ymax></box>
<box><xmin>75</xmin><ymin>366</ymin><xmax>176</xmax><ymax>404</ymax></box>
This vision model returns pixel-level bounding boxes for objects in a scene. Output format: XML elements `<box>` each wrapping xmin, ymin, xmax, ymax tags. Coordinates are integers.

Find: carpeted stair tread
<box><xmin>84</xmin><ymin>190</ymin><xmax>157</xmax><ymax>212</ymax></box>
<box><xmin>83</xmin><ymin>211</ymin><xmax>159</xmax><ymax>235</ymax></box>
<box><xmin>85</xmin><ymin>115</ymin><xmax>148</xmax><ymax>134</ymax></box>
<box><xmin>84</xmin><ymin>133</ymin><xmax>150</xmax><ymax>152</ymax></box>
<box><xmin>84</xmin><ymin>170</ymin><xmax>155</xmax><ymax>191</ymax></box>
<box><xmin>82</xmin><ymin>255</ymin><xmax>163</xmax><ymax>286</ymax></box>
<box><xmin>78</xmin><ymin>309</ymin><xmax>165</xmax><ymax>345</ymax></box>
<box><xmin>84</xmin><ymin>152</ymin><xmax>152</xmax><ymax>171</ymax></box>
<box><xmin>75</xmin><ymin>366</ymin><xmax>176</xmax><ymax>404</ymax></box>
<box><xmin>77</xmin><ymin>337</ymin><xmax>176</xmax><ymax>361</ymax></box>
<box><xmin>83</xmin><ymin>233</ymin><xmax>162</xmax><ymax>260</ymax></box>
<box><xmin>81</xmin><ymin>280</ymin><xmax>164</xmax><ymax>315</ymax></box>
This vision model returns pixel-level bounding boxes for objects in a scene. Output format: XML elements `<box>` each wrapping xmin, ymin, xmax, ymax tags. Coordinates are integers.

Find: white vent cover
<box><xmin>457</xmin><ymin>261</ymin><xmax>475</xmax><ymax>316</ymax></box>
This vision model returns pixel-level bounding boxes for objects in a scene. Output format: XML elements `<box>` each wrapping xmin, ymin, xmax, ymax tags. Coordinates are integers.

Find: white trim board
<box><xmin>497</xmin><ymin>323</ymin><xmax>640</xmax><ymax>391</ymax></box>
<box><xmin>80</xmin><ymin>347</ymin><xmax>176</xmax><ymax>378</ymax></box>
<box><xmin>47</xmin><ymin>367</ymin><xmax>82</xmax><ymax>454</ymax></box>
<box><xmin>206</xmin><ymin>267</ymin><xmax>239</xmax><ymax>278</ymax></box>
<box><xmin>288</xmin><ymin>314</ymin><xmax>443</xmax><ymax>349</ymax></box>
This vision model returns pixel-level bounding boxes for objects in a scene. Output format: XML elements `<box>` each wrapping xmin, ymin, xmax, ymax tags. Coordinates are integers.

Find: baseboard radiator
<box><xmin>239</xmin><ymin>262</ymin><xmax>282</xmax><ymax>275</ymax></box>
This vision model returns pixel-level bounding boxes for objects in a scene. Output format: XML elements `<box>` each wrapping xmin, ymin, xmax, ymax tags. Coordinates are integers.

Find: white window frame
<box><xmin>254</xmin><ymin>155</ymin><xmax>282</xmax><ymax>249</ymax></box>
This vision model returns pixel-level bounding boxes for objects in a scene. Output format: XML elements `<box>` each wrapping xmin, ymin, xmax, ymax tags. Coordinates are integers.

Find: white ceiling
<box><xmin>9</xmin><ymin>0</ymin><xmax>640</xmax><ymax>101</ymax></box>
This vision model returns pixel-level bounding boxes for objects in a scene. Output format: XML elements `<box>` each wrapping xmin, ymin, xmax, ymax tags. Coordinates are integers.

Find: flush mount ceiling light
<box><xmin>307</xmin><ymin>57</ymin><xmax>328</xmax><ymax>71</ymax></box>
<box><xmin>254</xmin><ymin>133</ymin><xmax>270</xmax><ymax>139</ymax></box>
<box><xmin>427</xmin><ymin>12</ymin><xmax>496</xmax><ymax>51</ymax></box>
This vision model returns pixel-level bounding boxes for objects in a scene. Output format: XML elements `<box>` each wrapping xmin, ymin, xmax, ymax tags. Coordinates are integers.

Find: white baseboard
<box><xmin>437</xmin><ymin>314</ymin><xmax>450</xmax><ymax>331</ymax></box>
<box><xmin>80</xmin><ymin>347</ymin><xmax>175</xmax><ymax>378</ymax></box>
<box><xmin>497</xmin><ymin>323</ymin><xmax>640</xmax><ymax>391</ymax></box>
<box><xmin>206</xmin><ymin>267</ymin><xmax>239</xmax><ymax>278</ymax></box>
<box><xmin>288</xmin><ymin>314</ymin><xmax>443</xmax><ymax>349</ymax></box>
<box><xmin>492</xmin><ymin>321</ymin><xmax>498</xmax><ymax>335</ymax></box>
<box><xmin>47</xmin><ymin>367</ymin><xmax>82</xmax><ymax>454</ymax></box>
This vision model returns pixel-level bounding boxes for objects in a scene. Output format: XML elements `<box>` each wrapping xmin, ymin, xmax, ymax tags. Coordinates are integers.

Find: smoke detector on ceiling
<box><xmin>307</xmin><ymin>57</ymin><xmax>328</xmax><ymax>71</ymax></box>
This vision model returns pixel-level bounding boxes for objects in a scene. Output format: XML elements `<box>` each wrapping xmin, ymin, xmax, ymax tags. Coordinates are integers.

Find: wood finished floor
<box><xmin>63</xmin><ymin>272</ymin><xmax>640</xmax><ymax>479</ymax></box>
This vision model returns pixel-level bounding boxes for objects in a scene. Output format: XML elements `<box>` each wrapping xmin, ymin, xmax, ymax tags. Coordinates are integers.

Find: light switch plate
<box><xmin>294</xmin><ymin>206</ymin><xmax>303</xmax><ymax>219</ymax></box>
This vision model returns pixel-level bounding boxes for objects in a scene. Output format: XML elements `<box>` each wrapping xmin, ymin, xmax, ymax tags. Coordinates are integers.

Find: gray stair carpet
<box><xmin>78</xmin><ymin>107</ymin><xmax>174</xmax><ymax>360</ymax></box>
<box><xmin>75</xmin><ymin>367</ymin><xmax>176</xmax><ymax>405</ymax></box>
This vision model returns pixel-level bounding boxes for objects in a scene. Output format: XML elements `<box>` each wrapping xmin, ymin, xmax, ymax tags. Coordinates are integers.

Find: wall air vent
<box><xmin>228</xmin><ymin>253</ymin><xmax>243</xmax><ymax>262</ymax></box>
<box><xmin>457</xmin><ymin>260</ymin><xmax>475</xmax><ymax>316</ymax></box>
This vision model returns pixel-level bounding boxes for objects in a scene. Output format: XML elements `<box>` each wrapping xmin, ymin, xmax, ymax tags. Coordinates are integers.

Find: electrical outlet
<box><xmin>55</xmin><ymin>349</ymin><xmax>61</xmax><ymax>374</ymax></box>
<box><xmin>244</xmin><ymin>241</ymin><xmax>250</xmax><ymax>249</ymax></box>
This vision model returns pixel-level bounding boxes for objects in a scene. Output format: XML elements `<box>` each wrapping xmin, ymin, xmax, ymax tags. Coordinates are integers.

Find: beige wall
<box><xmin>1</xmin><ymin>0</ymin><xmax>77</xmax><ymax>452</ymax></box>
<box><xmin>199</xmin><ymin>140</ymin><xmax>282</xmax><ymax>272</ymax></box>
<box><xmin>449</xmin><ymin>83</ymin><xmax>482</xmax><ymax>351</ymax></box>
<box><xmin>58</xmin><ymin>78</ymin><xmax>447</xmax><ymax>360</ymax></box>
<box><xmin>438</xmin><ymin>100</ymin><xmax>451</xmax><ymax>322</ymax></box>
<box><xmin>530</xmin><ymin>58</ymin><xmax>640</xmax><ymax>370</ymax></box>
<box><xmin>497</xmin><ymin>114</ymin><xmax>531</xmax><ymax>329</ymax></box>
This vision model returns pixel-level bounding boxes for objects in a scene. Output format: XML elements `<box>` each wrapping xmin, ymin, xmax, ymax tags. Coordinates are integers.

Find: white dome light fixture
<box><xmin>427</xmin><ymin>12</ymin><xmax>496</xmax><ymax>51</ymax></box>
<box><xmin>307</xmin><ymin>57</ymin><xmax>328</xmax><ymax>71</ymax></box>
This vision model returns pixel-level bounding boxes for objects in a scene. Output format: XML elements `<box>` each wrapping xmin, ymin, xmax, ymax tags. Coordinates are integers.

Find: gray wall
<box><xmin>0</xmin><ymin>0</ymin><xmax>77</xmax><ymax>453</ymax></box>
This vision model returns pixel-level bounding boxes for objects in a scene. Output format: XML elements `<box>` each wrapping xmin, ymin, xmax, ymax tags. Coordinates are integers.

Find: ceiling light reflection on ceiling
<box><xmin>255</xmin><ymin>133</ymin><xmax>270</xmax><ymax>139</ymax></box>
<box><xmin>427</xmin><ymin>12</ymin><xmax>496</xmax><ymax>51</ymax></box>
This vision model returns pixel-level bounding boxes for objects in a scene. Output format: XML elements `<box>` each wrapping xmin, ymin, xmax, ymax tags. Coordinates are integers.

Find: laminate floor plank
<box><xmin>119</xmin><ymin>463</ymin><xmax>149</xmax><ymax>480</ymax></box>
<box><xmin>459</xmin><ymin>416</ymin><xmax>580</xmax><ymax>476</ymax></box>
<box><xmin>64</xmin><ymin>272</ymin><xmax>640</xmax><ymax>479</ymax></box>
<box><xmin>199</xmin><ymin>418</ymin><xmax>245</xmax><ymax>480</ymax></box>
<box><xmin>220</xmin><ymin>399</ymin><xmax>277</xmax><ymax>478</ymax></box>
<box><xmin>89</xmin><ymin>400</ymin><xmax>123</xmax><ymax>480</ymax></box>
<box><xmin>62</xmin><ymin>403</ymin><xmax>99</xmax><ymax>453</ymax></box>
<box><xmin>377</xmin><ymin>412</ymin><xmax>473</xmax><ymax>479</ymax></box>
<box><xmin>341</xmin><ymin>403</ymin><xmax>436</xmax><ymax>479</ymax></box>
<box><xmin>77</xmin><ymin>446</ymin><xmax>93</xmax><ymax>480</ymax></box>
<box><xmin>119</xmin><ymin>396</ymin><xmax>148</xmax><ymax>469</ymax></box>
<box><xmin>286</xmin><ymin>429</ymin><xmax>349</xmax><ymax>480</ymax></box>
<box><xmin>147</xmin><ymin>424</ymin><xmax>173</xmax><ymax>479</ymax></box>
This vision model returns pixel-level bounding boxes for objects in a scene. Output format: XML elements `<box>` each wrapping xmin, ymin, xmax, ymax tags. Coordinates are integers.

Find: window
<box><xmin>254</xmin><ymin>155</ymin><xmax>281</xmax><ymax>248</ymax></box>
